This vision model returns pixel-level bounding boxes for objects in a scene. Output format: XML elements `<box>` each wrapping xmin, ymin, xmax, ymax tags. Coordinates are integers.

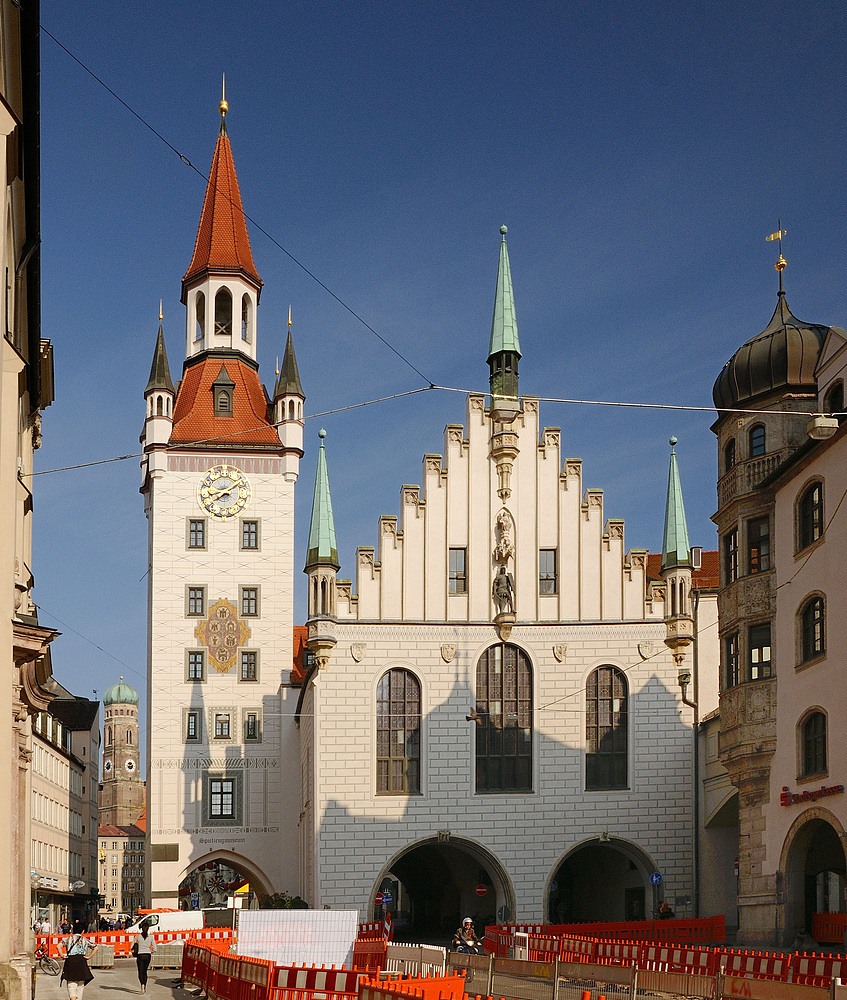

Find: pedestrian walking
<box><xmin>60</xmin><ymin>932</ymin><xmax>94</xmax><ymax>1000</ymax></box>
<box><xmin>132</xmin><ymin>921</ymin><xmax>156</xmax><ymax>993</ymax></box>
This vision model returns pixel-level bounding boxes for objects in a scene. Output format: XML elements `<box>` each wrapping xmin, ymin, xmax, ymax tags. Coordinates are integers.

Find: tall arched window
<box><xmin>824</xmin><ymin>381</ymin><xmax>845</xmax><ymax>424</ymax></box>
<box><xmin>214</xmin><ymin>288</ymin><xmax>233</xmax><ymax>337</ymax></box>
<box><xmin>801</xmin><ymin>711</ymin><xmax>827</xmax><ymax>777</ymax></box>
<box><xmin>800</xmin><ymin>596</ymin><xmax>825</xmax><ymax>662</ymax></box>
<box><xmin>106</xmin><ymin>726</ymin><xmax>112</xmax><ymax>746</ymax></box>
<box><xmin>194</xmin><ymin>292</ymin><xmax>206</xmax><ymax>341</ymax></box>
<box><xmin>586</xmin><ymin>666</ymin><xmax>628</xmax><ymax>790</ymax></box>
<box><xmin>241</xmin><ymin>294</ymin><xmax>252</xmax><ymax>341</ymax></box>
<box><xmin>798</xmin><ymin>481</ymin><xmax>824</xmax><ymax>550</ymax></box>
<box><xmin>749</xmin><ymin>424</ymin><xmax>766</xmax><ymax>457</ymax></box>
<box><xmin>376</xmin><ymin>669</ymin><xmax>421</xmax><ymax>794</ymax></box>
<box><xmin>126</xmin><ymin>729</ymin><xmax>133</xmax><ymax>746</ymax></box>
<box><xmin>724</xmin><ymin>438</ymin><xmax>736</xmax><ymax>474</ymax></box>
<box><xmin>475</xmin><ymin>644</ymin><xmax>532</xmax><ymax>792</ymax></box>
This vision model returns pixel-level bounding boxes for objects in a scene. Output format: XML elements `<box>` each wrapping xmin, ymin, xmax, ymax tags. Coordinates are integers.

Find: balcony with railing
<box><xmin>717</xmin><ymin>450</ymin><xmax>791</xmax><ymax>508</ymax></box>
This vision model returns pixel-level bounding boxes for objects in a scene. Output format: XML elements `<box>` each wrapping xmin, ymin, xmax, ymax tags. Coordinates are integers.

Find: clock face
<box><xmin>125</xmin><ymin>759</ymin><xmax>136</xmax><ymax>773</ymax></box>
<box><xmin>103</xmin><ymin>760</ymin><xmax>113</xmax><ymax>773</ymax></box>
<box><xmin>198</xmin><ymin>465</ymin><xmax>252</xmax><ymax>520</ymax></box>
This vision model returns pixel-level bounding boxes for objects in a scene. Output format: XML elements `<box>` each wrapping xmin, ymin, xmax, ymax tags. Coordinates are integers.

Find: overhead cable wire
<box><xmin>27</xmin><ymin>4</ymin><xmax>433</xmax><ymax>386</ymax></box>
<box><xmin>27</xmin><ymin>383</ymin><xmax>843</xmax><ymax>478</ymax></box>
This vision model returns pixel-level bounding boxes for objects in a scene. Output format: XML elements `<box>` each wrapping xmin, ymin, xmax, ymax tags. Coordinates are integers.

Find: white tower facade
<box><xmin>140</xmin><ymin>106</ymin><xmax>303</xmax><ymax>908</ymax></box>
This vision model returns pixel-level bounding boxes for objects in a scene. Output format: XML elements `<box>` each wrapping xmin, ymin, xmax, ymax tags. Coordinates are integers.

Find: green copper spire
<box><xmin>305</xmin><ymin>429</ymin><xmax>339</xmax><ymax>570</ymax></box>
<box><xmin>145</xmin><ymin>320</ymin><xmax>174</xmax><ymax>394</ymax></box>
<box><xmin>661</xmin><ymin>437</ymin><xmax>691</xmax><ymax>571</ymax></box>
<box><xmin>487</xmin><ymin>225</ymin><xmax>522</xmax><ymax>362</ymax></box>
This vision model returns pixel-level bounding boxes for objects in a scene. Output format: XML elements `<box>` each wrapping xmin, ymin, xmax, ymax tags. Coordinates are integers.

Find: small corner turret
<box><xmin>304</xmin><ymin>429</ymin><xmax>338</xmax><ymax>668</ymax></box>
<box><xmin>274</xmin><ymin>308</ymin><xmax>305</xmax><ymax>480</ymax></box>
<box><xmin>142</xmin><ymin>307</ymin><xmax>175</xmax><ymax>449</ymax></box>
<box><xmin>660</xmin><ymin>437</ymin><xmax>695</xmax><ymax>693</ymax></box>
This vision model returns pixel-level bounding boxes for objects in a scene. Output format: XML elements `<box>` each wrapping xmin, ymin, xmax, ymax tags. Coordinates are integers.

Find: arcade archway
<box><xmin>548</xmin><ymin>839</ymin><xmax>655</xmax><ymax>923</ymax></box>
<box><xmin>178</xmin><ymin>851</ymin><xmax>270</xmax><ymax>910</ymax></box>
<box><xmin>780</xmin><ymin>811</ymin><xmax>847</xmax><ymax>944</ymax></box>
<box><xmin>372</xmin><ymin>838</ymin><xmax>513</xmax><ymax>942</ymax></box>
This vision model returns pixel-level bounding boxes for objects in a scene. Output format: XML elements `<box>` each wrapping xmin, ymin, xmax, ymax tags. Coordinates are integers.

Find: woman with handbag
<box><xmin>60</xmin><ymin>932</ymin><xmax>94</xmax><ymax>1000</ymax></box>
<box><xmin>132</xmin><ymin>921</ymin><xmax>156</xmax><ymax>993</ymax></box>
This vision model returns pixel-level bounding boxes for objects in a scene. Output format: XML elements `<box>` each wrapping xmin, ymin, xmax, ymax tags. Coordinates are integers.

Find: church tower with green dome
<box><xmin>99</xmin><ymin>677</ymin><xmax>145</xmax><ymax>826</ymax></box>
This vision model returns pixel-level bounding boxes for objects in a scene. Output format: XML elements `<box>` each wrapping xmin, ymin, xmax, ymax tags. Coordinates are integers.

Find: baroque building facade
<box><xmin>0</xmin><ymin>0</ymin><xmax>57</xmax><ymax>995</ymax></box>
<box><xmin>296</xmin><ymin>229</ymin><xmax>719</xmax><ymax>932</ymax></box>
<box><xmin>713</xmin><ymin>251</ymin><xmax>847</xmax><ymax>945</ymax></box>
<box><xmin>141</xmin><ymin>101</ymin><xmax>303</xmax><ymax>908</ymax></box>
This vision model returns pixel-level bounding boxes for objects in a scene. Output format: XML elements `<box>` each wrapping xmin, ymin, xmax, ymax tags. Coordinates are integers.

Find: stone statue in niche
<box><xmin>492</xmin><ymin>565</ymin><xmax>515</xmax><ymax>615</ymax></box>
<box><xmin>493</xmin><ymin>508</ymin><xmax>514</xmax><ymax>563</ymax></box>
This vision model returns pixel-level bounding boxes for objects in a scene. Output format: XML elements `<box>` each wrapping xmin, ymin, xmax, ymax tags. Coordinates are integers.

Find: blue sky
<box><xmin>33</xmin><ymin>2</ymin><xmax>847</xmax><ymax>743</ymax></box>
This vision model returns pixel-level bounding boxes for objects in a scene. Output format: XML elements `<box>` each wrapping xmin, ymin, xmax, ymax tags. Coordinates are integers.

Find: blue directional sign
<box><xmin>649</xmin><ymin>872</ymin><xmax>663</xmax><ymax>886</ymax></box>
<box><xmin>381</xmin><ymin>892</ymin><xmax>393</xmax><ymax>905</ymax></box>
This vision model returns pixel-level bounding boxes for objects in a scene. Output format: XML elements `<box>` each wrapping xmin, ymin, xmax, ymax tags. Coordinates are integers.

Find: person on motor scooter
<box><xmin>452</xmin><ymin>917</ymin><xmax>479</xmax><ymax>952</ymax></box>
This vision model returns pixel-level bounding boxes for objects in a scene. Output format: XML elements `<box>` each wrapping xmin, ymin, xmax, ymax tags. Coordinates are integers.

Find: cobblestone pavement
<box><xmin>33</xmin><ymin>960</ymin><xmax>189</xmax><ymax>1000</ymax></box>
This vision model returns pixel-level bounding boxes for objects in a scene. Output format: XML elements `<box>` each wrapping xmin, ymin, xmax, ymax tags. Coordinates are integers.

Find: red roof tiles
<box><xmin>291</xmin><ymin>625</ymin><xmax>309</xmax><ymax>686</ymax></box>
<box><xmin>170</xmin><ymin>356</ymin><xmax>280</xmax><ymax>448</ymax></box>
<box><xmin>183</xmin><ymin>126</ymin><xmax>262</xmax><ymax>292</ymax></box>
<box><xmin>646</xmin><ymin>551</ymin><xmax>719</xmax><ymax>589</ymax></box>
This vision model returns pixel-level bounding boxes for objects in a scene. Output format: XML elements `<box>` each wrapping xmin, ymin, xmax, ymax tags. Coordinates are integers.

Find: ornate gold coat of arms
<box><xmin>194</xmin><ymin>599</ymin><xmax>251</xmax><ymax>673</ymax></box>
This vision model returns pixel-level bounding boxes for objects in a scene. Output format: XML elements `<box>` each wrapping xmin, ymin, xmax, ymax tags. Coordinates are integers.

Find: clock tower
<box><xmin>140</xmin><ymin>99</ymin><xmax>304</xmax><ymax>908</ymax></box>
<box><xmin>99</xmin><ymin>678</ymin><xmax>144</xmax><ymax>827</ymax></box>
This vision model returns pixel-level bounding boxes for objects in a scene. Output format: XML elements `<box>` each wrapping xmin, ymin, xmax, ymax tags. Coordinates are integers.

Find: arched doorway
<box><xmin>372</xmin><ymin>837</ymin><xmax>513</xmax><ymax>943</ymax></box>
<box><xmin>548</xmin><ymin>839</ymin><xmax>655</xmax><ymax>923</ymax></box>
<box><xmin>178</xmin><ymin>851</ymin><xmax>271</xmax><ymax>910</ymax></box>
<box><xmin>780</xmin><ymin>811</ymin><xmax>847</xmax><ymax>945</ymax></box>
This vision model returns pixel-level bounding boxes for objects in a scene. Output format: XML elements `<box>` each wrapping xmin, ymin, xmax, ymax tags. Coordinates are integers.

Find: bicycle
<box><xmin>34</xmin><ymin>943</ymin><xmax>60</xmax><ymax>976</ymax></box>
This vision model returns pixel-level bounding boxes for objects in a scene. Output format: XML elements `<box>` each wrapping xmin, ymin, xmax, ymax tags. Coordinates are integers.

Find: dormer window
<box><xmin>212</xmin><ymin>365</ymin><xmax>236</xmax><ymax>418</ymax></box>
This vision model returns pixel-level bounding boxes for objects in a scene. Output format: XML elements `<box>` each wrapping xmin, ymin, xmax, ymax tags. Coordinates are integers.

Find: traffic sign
<box><xmin>650</xmin><ymin>872</ymin><xmax>663</xmax><ymax>886</ymax></box>
<box><xmin>375</xmin><ymin>892</ymin><xmax>384</xmax><ymax>906</ymax></box>
<box><xmin>381</xmin><ymin>892</ymin><xmax>393</xmax><ymax>905</ymax></box>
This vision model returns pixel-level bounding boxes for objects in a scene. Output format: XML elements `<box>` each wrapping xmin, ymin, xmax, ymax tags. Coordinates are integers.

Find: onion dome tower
<box><xmin>100</xmin><ymin>678</ymin><xmax>144</xmax><ymax>827</ymax></box>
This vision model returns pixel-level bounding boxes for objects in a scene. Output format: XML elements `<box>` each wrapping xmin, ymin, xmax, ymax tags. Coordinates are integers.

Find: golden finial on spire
<box><xmin>158</xmin><ymin>298</ymin><xmax>163</xmax><ymax>322</ymax></box>
<box><xmin>765</xmin><ymin>222</ymin><xmax>788</xmax><ymax>290</ymax></box>
<box><xmin>288</xmin><ymin>305</ymin><xmax>292</xmax><ymax>329</ymax></box>
<box><xmin>219</xmin><ymin>73</ymin><xmax>228</xmax><ymax>119</ymax></box>
<box><xmin>275</xmin><ymin>356</ymin><xmax>280</xmax><ymax>378</ymax></box>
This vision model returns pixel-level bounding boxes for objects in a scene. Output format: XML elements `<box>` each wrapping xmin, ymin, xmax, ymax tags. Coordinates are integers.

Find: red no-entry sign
<box><xmin>375</xmin><ymin>892</ymin><xmax>384</xmax><ymax>906</ymax></box>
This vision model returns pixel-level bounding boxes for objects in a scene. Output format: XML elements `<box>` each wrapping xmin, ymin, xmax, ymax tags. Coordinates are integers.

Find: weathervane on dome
<box><xmin>765</xmin><ymin>222</ymin><xmax>788</xmax><ymax>291</ymax></box>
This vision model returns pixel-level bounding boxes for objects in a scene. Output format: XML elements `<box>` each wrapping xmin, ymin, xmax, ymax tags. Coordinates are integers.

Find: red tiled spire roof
<box><xmin>182</xmin><ymin>122</ymin><xmax>262</xmax><ymax>295</ymax></box>
<box><xmin>170</xmin><ymin>355</ymin><xmax>280</xmax><ymax>448</ymax></box>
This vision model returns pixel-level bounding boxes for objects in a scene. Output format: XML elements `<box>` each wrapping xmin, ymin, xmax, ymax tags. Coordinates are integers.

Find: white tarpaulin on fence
<box><xmin>235</xmin><ymin>909</ymin><xmax>359</xmax><ymax>967</ymax></box>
